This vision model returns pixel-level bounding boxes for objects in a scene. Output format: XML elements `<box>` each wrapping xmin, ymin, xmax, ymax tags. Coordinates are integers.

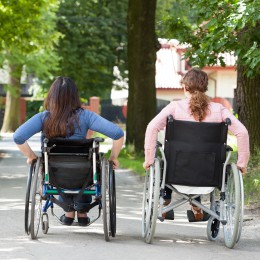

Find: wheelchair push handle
<box><xmin>94</xmin><ymin>137</ymin><xmax>105</xmax><ymax>143</ymax></box>
<box><xmin>156</xmin><ymin>141</ymin><xmax>163</xmax><ymax>148</ymax></box>
<box><xmin>225</xmin><ymin>118</ymin><xmax>231</xmax><ymax>126</ymax></box>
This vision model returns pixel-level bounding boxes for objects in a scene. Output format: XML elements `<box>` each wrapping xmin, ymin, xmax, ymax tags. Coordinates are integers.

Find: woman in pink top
<box><xmin>143</xmin><ymin>68</ymin><xmax>250</xmax><ymax>220</ymax></box>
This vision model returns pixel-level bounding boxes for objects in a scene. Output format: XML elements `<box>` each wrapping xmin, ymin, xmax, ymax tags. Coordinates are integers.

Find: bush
<box><xmin>244</xmin><ymin>150</ymin><xmax>260</xmax><ymax>208</ymax></box>
<box><xmin>118</xmin><ymin>145</ymin><xmax>145</xmax><ymax>176</ymax></box>
<box><xmin>26</xmin><ymin>100</ymin><xmax>44</xmax><ymax>120</ymax></box>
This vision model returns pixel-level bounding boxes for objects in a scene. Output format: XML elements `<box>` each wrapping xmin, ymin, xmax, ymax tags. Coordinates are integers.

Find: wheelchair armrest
<box><xmin>156</xmin><ymin>141</ymin><xmax>163</xmax><ymax>147</ymax></box>
<box><xmin>94</xmin><ymin>137</ymin><xmax>105</xmax><ymax>143</ymax></box>
<box><xmin>226</xmin><ymin>145</ymin><xmax>233</xmax><ymax>152</ymax></box>
<box><xmin>225</xmin><ymin>118</ymin><xmax>231</xmax><ymax>126</ymax></box>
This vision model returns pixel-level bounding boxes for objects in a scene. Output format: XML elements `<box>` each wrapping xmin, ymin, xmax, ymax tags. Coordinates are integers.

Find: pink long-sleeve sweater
<box><xmin>144</xmin><ymin>98</ymin><xmax>250</xmax><ymax>168</ymax></box>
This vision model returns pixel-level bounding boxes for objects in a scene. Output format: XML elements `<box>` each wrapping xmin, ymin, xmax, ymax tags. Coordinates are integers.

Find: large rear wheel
<box><xmin>223</xmin><ymin>163</ymin><xmax>241</xmax><ymax>248</ymax></box>
<box><xmin>109</xmin><ymin>161</ymin><xmax>116</xmax><ymax>237</ymax></box>
<box><xmin>236</xmin><ymin>169</ymin><xmax>244</xmax><ymax>243</ymax></box>
<box><xmin>102</xmin><ymin>158</ymin><xmax>110</xmax><ymax>241</ymax></box>
<box><xmin>141</xmin><ymin>159</ymin><xmax>160</xmax><ymax>244</ymax></box>
<box><xmin>30</xmin><ymin>158</ymin><xmax>44</xmax><ymax>240</ymax></box>
<box><xmin>25</xmin><ymin>160</ymin><xmax>36</xmax><ymax>235</ymax></box>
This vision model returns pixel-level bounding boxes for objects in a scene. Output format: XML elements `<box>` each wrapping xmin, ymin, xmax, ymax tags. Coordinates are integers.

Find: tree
<box><xmin>160</xmin><ymin>0</ymin><xmax>260</xmax><ymax>152</ymax></box>
<box><xmin>0</xmin><ymin>0</ymin><xmax>60</xmax><ymax>132</ymax></box>
<box><xmin>54</xmin><ymin>0</ymin><xmax>128</xmax><ymax>98</ymax></box>
<box><xmin>127</xmin><ymin>0</ymin><xmax>158</xmax><ymax>152</ymax></box>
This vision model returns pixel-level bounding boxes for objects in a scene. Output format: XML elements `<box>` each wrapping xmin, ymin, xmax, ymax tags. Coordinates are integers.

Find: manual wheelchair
<box><xmin>142</xmin><ymin>116</ymin><xmax>244</xmax><ymax>249</ymax></box>
<box><xmin>25</xmin><ymin>137</ymin><xmax>116</xmax><ymax>241</ymax></box>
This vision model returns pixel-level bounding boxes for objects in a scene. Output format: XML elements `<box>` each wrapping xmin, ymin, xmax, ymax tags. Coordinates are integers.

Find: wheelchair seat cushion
<box><xmin>48</xmin><ymin>156</ymin><xmax>92</xmax><ymax>189</ymax></box>
<box><xmin>172</xmin><ymin>185</ymin><xmax>214</xmax><ymax>194</ymax></box>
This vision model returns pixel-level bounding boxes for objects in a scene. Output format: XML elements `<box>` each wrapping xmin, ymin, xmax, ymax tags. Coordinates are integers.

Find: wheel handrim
<box><xmin>102</xmin><ymin>158</ymin><xmax>110</xmax><ymax>241</ymax></box>
<box><xmin>223</xmin><ymin>163</ymin><xmax>241</xmax><ymax>248</ymax></box>
<box><xmin>30</xmin><ymin>159</ymin><xmax>43</xmax><ymax>239</ymax></box>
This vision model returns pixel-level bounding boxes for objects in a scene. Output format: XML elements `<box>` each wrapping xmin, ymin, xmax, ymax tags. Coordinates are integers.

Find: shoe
<box><xmin>162</xmin><ymin>199</ymin><xmax>174</xmax><ymax>220</ymax></box>
<box><xmin>60</xmin><ymin>214</ymin><xmax>74</xmax><ymax>226</ymax></box>
<box><xmin>78</xmin><ymin>217</ymin><xmax>90</xmax><ymax>226</ymax></box>
<box><xmin>187</xmin><ymin>206</ymin><xmax>210</xmax><ymax>222</ymax></box>
<box><xmin>162</xmin><ymin>211</ymin><xmax>175</xmax><ymax>220</ymax></box>
<box><xmin>192</xmin><ymin>206</ymin><xmax>204</xmax><ymax>221</ymax></box>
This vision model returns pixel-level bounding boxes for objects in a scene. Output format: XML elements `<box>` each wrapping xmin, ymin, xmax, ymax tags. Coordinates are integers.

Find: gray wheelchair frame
<box><xmin>142</xmin><ymin>117</ymin><xmax>244</xmax><ymax>249</ymax></box>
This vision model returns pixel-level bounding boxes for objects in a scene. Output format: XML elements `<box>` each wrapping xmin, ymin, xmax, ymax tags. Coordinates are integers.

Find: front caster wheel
<box><xmin>42</xmin><ymin>213</ymin><xmax>49</xmax><ymax>234</ymax></box>
<box><xmin>207</xmin><ymin>217</ymin><xmax>220</xmax><ymax>241</ymax></box>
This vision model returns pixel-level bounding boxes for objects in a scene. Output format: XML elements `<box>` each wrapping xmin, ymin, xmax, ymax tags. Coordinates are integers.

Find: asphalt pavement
<box><xmin>0</xmin><ymin>134</ymin><xmax>259</xmax><ymax>260</ymax></box>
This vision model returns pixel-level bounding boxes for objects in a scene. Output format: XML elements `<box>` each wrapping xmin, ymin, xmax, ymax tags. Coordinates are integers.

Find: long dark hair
<box><xmin>181</xmin><ymin>68</ymin><xmax>210</xmax><ymax>121</ymax></box>
<box><xmin>43</xmin><ymin>77</ymin><xmax>82</xmax><ymax>138</ymax></box>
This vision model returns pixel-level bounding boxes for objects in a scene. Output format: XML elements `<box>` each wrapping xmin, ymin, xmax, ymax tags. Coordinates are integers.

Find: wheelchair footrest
<box><xmin>187</xmin><ymin>210</ymin><xmax>210</xmax><ymax>222</ymax></box>
<box><xmin>164</xmin><ymin>210</ymin><xmax>174</xmax><ymax>220</ymax></box>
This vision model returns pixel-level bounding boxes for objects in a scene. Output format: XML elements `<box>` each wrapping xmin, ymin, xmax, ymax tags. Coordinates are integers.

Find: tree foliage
<box><xmin>0</xmin><ymin>0</ymin><xmax>60</xmax><ymax>132</ymax></box>
<box><xmin>54</xmin><ymin>0</ymin><xmax>128</xmax><ymax>98</ymax></box>
<box><xmin>0</xmin><ymin>0</ymin><xmax>60</xmax><ymax>79</ymax></box>
<box><xmin>160</xmin><ymin>0</ymin><xmax>260</xmax><ymax>77</ymax></box>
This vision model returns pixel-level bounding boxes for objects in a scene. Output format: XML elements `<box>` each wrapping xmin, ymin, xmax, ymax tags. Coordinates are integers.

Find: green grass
<box><xmin>118</xmin><ymin>147</ymin><xmax>145</xmax><ymax>176</ymax></box>
<box><xmin>243</xmin><ymin>150</ymin><xmax>260</xmax><ymax>208</ymax></box>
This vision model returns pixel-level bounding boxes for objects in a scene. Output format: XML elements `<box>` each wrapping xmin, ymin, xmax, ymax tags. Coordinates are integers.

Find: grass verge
<box><xmin>243</xmin><ymin>150</ymin><xmax>260</xmax><ymax>208</ymax></box>
<box><xmin>118</xmin><ymin>147</ymin><xmax>145</xmax><ymax>176</ymax></box>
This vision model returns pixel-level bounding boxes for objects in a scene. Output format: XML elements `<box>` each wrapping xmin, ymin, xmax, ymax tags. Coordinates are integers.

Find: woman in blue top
<box><xmin>13</xmin><ymin>76</ymin><xmax>124</xmax><ymax>226</ymax></box>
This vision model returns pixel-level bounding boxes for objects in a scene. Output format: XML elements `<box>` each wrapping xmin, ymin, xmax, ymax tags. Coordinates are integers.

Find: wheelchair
<box><xmin>142</xmin><ymin>116</ymin><xmax>244</xmax><ymax>249</ymax></box>
<box><xmin>24</xmin><ymin>137</ymin><xmax>116</xmax><ymax>241</ymax></box>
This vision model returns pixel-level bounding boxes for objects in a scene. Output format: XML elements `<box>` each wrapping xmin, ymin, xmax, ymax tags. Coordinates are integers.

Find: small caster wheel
<box><xmin>42</xmin><ymin>213</ymin><xmax>49</xmax><ymax>234</ymax></box>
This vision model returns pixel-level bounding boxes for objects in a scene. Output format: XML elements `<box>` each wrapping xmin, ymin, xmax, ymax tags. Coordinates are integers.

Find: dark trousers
<box><xmin>59</xmin><ymin>194</ymin><xmax>92</xmax><ymax>213</ymax></box>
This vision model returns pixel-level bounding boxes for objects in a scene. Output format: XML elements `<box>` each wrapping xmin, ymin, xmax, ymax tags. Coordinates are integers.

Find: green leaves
<box><xmin>0</xmin><ymin>0</ymin><xmax>60</xmax><ymax>77</ymax></box>
<box><xmin>158</xmin><ymin>0</ymin><xmax>260</xmax><ymax>77</ymax></box>
<box><xmin>53</xmin><ymin>0</ymin><xmax>128</xmax><ymax>98</ymax></box>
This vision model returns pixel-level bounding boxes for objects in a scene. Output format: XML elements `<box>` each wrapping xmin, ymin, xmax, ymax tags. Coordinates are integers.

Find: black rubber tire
<box><xmin>101</xmin><ymin>158</ymin><xmax>110</xmax><ymax>241</ymax></box>
<box><xmin>109</xmin><ymin>161</ymin><xmax>116</xmax><ymax>237</ymax></box>
<box><xmin>30</xmin><ymin>158</ymin><xmax>43</xmax><ymax>240</ymax></box>
<box><xmin>25</xmin><ymin>160</ymin><xmax>36</xmax><ymax>235</ymax></box>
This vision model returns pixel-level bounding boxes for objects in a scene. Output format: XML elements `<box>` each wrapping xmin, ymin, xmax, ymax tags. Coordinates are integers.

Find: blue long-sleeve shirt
<box><xmin>13</xmin><ymin>109</ymin><xmax>124</xmax><ymax>145</ymax></box>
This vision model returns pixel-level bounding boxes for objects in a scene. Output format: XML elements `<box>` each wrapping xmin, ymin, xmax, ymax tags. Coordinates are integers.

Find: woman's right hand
<box><xmin>238</xmin><ymin>166</ymin><xmax>247</xmax><ymax>176</ymax></box>
<box><xmin>143</xmin><ymin>162</ymin><xmax>150</xmax><ymax>171</ymax></box>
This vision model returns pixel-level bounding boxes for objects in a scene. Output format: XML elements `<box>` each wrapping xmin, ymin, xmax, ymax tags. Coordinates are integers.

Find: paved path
<box><xmin>0</xmin><ymin>135</ymin><xmax>259</xmax><ymax>260</ymax></box>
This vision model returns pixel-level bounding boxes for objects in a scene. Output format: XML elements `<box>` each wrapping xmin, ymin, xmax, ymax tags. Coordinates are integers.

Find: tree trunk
<box><xmin>127</xmin><ymin>0</ymin><xmax>157</xmax><ymax>152</ymax></box>
<box><xmin>235</xmin><ymin>64</ymin><xmax>260</xmax><ymax>153</ymax></box>
<box><xmin>1</xmin><ymin>64</ymin><xmax>23</xmax><ymax>133</ymax></box>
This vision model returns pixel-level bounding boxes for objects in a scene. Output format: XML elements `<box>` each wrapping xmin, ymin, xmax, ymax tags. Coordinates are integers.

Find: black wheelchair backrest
<box><xmin>43</xmin><ymin>138</ymin><xmax>96</xmax><ymax>189</ymax></box>
<box><xmin>45</xmin><ymin>138</ymin><xmax>95</xmax><ymax>154</ymax></box>
<box><xmin>164</xmin><ymin>116</ymin><xmax>230</xmax><ymax>188</ymax></box>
